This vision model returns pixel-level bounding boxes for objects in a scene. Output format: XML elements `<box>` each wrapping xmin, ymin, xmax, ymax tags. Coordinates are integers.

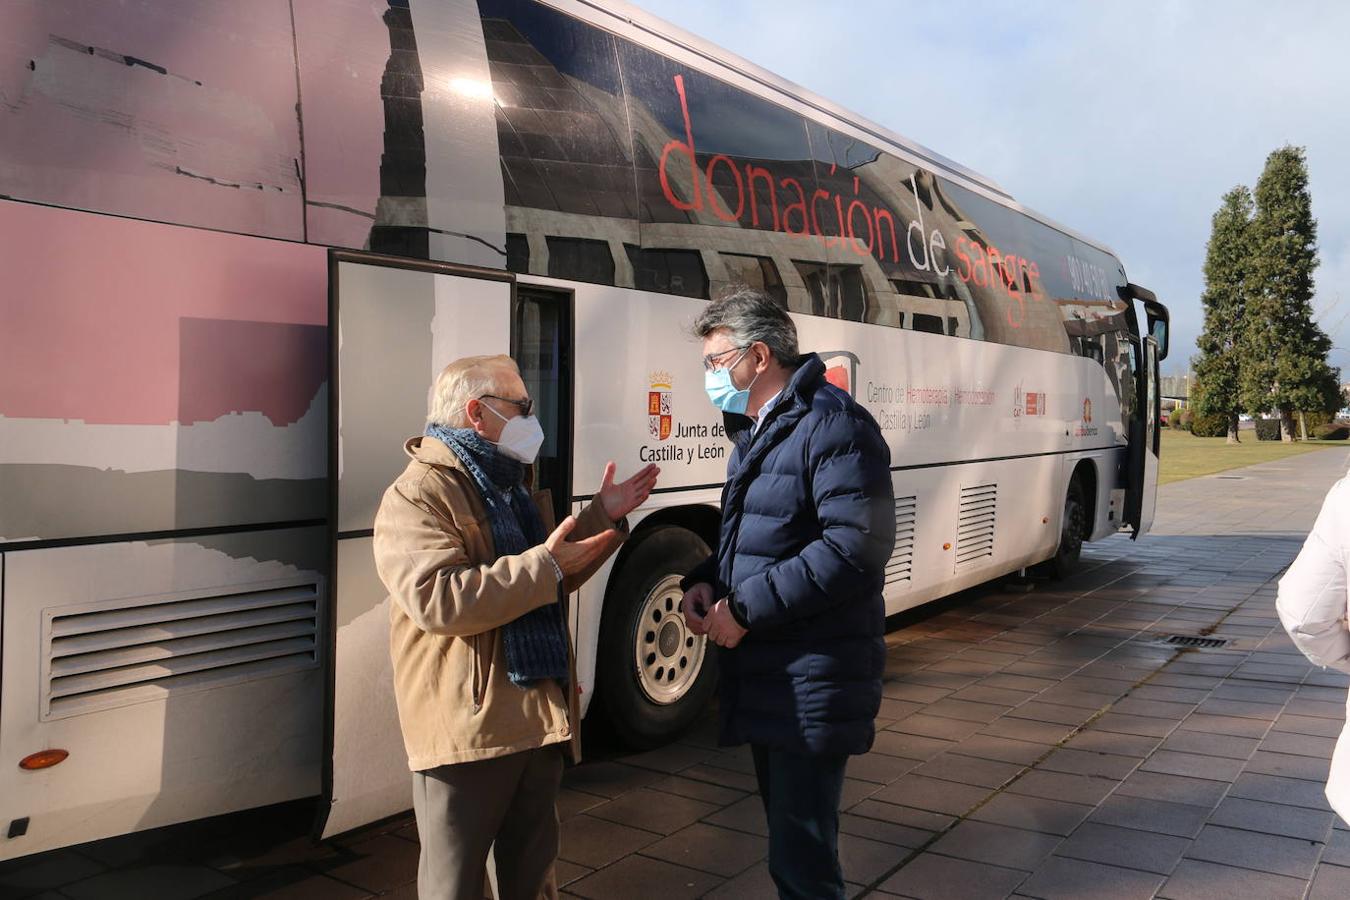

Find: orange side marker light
<box><xmin>19</xmin><ymin>749</ymin><xmax>68</xmax><ymax>770</ymax></box>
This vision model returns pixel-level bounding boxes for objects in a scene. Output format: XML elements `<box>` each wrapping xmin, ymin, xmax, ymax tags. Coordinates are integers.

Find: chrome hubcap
<box><xmin>634</xmin><ymin>575</ymin><xmax>706</xmax><ymax>705</ymax></box>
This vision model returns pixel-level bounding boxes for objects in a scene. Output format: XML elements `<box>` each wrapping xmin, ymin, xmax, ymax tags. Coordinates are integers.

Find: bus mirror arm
<box><xmin>1118</xmin><ymin>283</ymin><xmax>1170</xmax><ymax>361</ymax></box>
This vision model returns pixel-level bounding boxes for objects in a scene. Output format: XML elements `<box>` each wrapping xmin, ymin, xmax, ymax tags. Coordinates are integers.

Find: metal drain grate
<box><xmin>1214</xmin><ymin>475</ymin><xmax>1245</xmax><ymax>480</ymax></box>
<box><xmin>1163</xmin><ymin>634</ymin><xmax>1230</xmax><ymax>649</ymax></box>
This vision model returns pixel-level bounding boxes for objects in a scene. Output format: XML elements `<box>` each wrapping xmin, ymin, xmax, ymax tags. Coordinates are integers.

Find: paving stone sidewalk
<box><xmin>3</xmin><ymin>446</ymin><xmax>1349</xmax><ymax>900</ymax></box>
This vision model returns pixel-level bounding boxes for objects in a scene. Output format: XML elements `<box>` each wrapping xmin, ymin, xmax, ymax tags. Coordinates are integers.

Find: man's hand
<box><xmin>706</xmin><ymin>598</ymin><xmax>748</xmax><ymax>649</ymax></box>
<box><xmin>681</xmin><ymin>582</ymin><xmax>714</xmax><ymax>636</ymax></box>
<box><xmin>545</xmin><ymin>516</ymin><xmax>622</xmax><ymax>578</ymax></box>
<box><xmin>598</xmin><ymin>461</ymin><xmax>659</xmax><ymax>521</ymax></box>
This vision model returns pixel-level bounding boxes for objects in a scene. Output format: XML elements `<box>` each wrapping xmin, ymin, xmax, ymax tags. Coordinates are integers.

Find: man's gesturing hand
<box><xmin>545</xmin><ymin>516</ymin><xmax>621</xmax><ymax>577</ymax></box>
<box><xmin>598</xmin><ymin>461</ymin><xmax>659</xmax><ymax>521</ymax></box>
<box><xmin>681</xmin><ymin>582</ymin><xmax>714</xmax><ymax>636</ymax></box>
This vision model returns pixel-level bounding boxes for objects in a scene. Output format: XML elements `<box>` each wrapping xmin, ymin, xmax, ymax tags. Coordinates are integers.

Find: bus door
<box><xmin>318</xmin><ymin>252</ymin><xmax>514</xmax><ymax>839</ymax></box>
<box><xmin>1122</xmin><ymin>285</ymin><xmax>1168</xmax><ymax>539</ymax></box>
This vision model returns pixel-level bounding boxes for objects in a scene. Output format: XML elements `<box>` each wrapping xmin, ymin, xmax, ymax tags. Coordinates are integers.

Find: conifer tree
<box><xmin>1193</xmin><ymin>186</ymin><xmax>1253</xmax><ymax>443</ymax></box>
<box><xmin>1239</xmin><ymin>146</ymin><xmax>1333</xmax><ymax>440</ymax></box>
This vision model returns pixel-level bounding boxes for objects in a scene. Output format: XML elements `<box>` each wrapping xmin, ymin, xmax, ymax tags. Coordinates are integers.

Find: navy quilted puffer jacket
<box><xmin>683</xmin><ymin>354</ymin><xmax>895</xmax><ymax>756</ymax></box>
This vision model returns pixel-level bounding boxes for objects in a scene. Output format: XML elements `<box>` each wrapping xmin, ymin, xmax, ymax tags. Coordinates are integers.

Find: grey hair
<box><xmin>426</xmin><ymin>354</ymin><xmax>519</xmax><ymax>429</ymax></box>
<box><xmin>690</xmin><ymin>287</ymin><xmax>799</xmax><ymax>366</ymax></box>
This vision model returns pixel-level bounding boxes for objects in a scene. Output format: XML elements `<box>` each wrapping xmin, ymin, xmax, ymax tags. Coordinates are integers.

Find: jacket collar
<box><xmin>725</xmin><ymin>353</ymin><xmax>826</xmax><ymax>451</ymax></box>
<box><xmin>405</xmin><ymin>434</ymin><xmax>464</xmax><ymax>470</ymax></box>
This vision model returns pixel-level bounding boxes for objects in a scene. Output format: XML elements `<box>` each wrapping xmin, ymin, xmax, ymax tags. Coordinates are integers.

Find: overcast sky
<box><xmin>631</xmin><ymin>0</ymin><xmax>1350</xmax><ymax>377</ymax></box>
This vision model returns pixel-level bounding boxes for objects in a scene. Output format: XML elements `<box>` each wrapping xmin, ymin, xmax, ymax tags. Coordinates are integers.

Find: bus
<box><xmin>0</xmin><ymin>0</ymin><xmax>1168</xmax><ymax>858</ymax></box>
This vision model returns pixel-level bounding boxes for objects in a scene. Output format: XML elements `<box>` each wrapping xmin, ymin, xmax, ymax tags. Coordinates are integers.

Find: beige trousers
<box><xmin>412</xmin><ymin>745</ymin><xmax>564</xmax><ymax>900</ymax></box>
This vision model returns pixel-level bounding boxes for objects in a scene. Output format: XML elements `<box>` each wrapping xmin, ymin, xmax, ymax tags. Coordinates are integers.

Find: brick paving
<box><xmin>3</xmin><ymin>446</ymin><xmax>1349</xmax><ymax>899</ymax></box>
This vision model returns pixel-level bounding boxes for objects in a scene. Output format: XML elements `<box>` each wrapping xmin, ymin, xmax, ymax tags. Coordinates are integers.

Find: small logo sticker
<box><xmin>1014</xmin><ymin>384</ymin><xmax>1045</xmax><ymax>418</ymax></box>
<box><xmin>818</xmin><ymin>350</ymin><xmax>860</xmax><ymax>398</ymax></box>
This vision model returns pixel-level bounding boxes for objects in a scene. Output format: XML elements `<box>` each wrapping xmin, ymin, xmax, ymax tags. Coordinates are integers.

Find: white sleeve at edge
<box><xmin>1277</xmin><ymin>478</ymin><xmax>1350</xmax><ymax>673</ymax></box>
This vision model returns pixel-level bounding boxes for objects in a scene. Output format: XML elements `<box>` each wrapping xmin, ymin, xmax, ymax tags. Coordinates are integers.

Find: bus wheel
<box><xmin>597</xmin><ymin>526</ymin><xmax>718</xmax><ymax>749</ymax></box>
<box><xmin>1043</xmin><ymin>476</ymin><xmax>1087</xmax><ymax>578</ymax></box>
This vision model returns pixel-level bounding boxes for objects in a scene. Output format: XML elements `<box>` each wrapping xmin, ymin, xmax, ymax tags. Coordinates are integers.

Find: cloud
<box><xmin>632</xmin><ymin>0</ymin><xmax>1350</xmax><ymax>376</ymax></box>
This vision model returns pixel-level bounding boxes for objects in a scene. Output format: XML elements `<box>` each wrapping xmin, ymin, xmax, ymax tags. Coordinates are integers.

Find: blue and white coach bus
<box><xmin>0</xmin><ymin>0</ymin><xmax>1167</xmax><ymax>857</ymax></box>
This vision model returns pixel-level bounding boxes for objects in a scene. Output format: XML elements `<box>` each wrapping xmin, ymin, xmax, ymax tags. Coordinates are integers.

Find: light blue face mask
<box><xmin>704</xmin><ymin>347</ymin><xmax>760</xmax><ymax>414</ymax></box>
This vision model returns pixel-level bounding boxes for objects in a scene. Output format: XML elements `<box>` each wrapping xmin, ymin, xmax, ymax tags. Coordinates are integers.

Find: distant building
<box><xmin>1161</xmin><ymin>373</ymin><xmax>1192</xmax><ymax>406</ymax></box>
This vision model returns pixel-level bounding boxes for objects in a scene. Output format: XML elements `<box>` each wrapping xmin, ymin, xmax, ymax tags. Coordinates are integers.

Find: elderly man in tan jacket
<box><xmin>374</xmin><ymin>354</ymin><xmax>658</xmax><ymax>900</ymax></box>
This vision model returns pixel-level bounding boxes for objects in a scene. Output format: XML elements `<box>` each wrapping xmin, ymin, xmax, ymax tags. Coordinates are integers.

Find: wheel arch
<box><xmin>1070</xmin><ymin>457</ymin><xmax>1099</xmax><ymax>534</ymax></box>
<box><xmin>612</xmin><ymin>503</ymin><xmax>721</xmax><ymax>578</ymax></box>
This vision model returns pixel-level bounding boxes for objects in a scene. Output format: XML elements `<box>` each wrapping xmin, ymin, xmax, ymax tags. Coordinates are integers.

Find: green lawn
<box><xmin>1159</xmin><ymin>428</ymin><xmax>1344</xmax><ymax>485</ymax></box>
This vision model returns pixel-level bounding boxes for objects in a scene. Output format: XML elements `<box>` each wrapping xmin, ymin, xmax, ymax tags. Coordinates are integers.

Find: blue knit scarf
<box><xmin>426</xmin><ymin>424</ymin><xmax>569</xmax><ymax>687</ymax></box>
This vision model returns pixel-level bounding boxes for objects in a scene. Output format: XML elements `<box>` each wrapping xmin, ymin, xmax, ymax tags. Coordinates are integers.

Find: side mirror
<box><xmin>1143</xmin><ymin>300</ymin><xmax>1170</xmax><ymax>361</ymax></box>
<box><xmin>1117</xmin><ymin>283</ymin><xmax>1170</xmax><ymax>361</ymax></box>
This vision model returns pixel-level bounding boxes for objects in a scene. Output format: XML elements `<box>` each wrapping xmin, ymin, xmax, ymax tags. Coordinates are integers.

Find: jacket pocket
<box><xmin>470</xmin><ymin>630</ymin><xmax>497</xmax><ymax>714</ymax></box>
<box><xmin>471</xmin><ymin>634</ymin><xmax>484</xmax><ymax>714</ymax></box>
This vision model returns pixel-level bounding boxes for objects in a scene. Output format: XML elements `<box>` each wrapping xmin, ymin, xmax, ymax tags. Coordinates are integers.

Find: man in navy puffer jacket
<box><xmin>680</xmin><ymin>289</ymin><xmax>895</xmax><ymax>900</ymax></box>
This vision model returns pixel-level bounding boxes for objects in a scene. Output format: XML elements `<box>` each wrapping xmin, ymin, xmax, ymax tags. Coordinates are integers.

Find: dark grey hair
<box><xmin>690</xmin><ymin>287</ymin><xmax>799</xmax><ymax>366</ymax></box>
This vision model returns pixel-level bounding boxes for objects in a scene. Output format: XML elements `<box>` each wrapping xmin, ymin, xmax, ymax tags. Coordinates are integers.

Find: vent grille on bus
<box><xmin>885</xmin><ymin>496</ymin><xmax>918</xmax><ymax>588</ymax></box>
<box><xmin>956</xmin><ymin>483</ymin><xmax>997</xmax><ymax>568</ymax></box>
<box><xmin>43</xmin><ymin>581</ymin><xmax>321</xmax><ymax>720</ymax></box>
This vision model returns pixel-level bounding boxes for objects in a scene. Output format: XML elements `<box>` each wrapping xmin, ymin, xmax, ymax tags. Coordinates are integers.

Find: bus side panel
<box><xmin>564</xmin><ymin>277</ymin><xmax>1126</xmax><ymax>638</ymax></box>
<box><xmin>0</xmin><ymin>529</ymin><xmax>326</xmax><ymax>861</ymax></box>
<box><xmin>568</xmin><ymin>282</ymin><xmax>729</xmax><ymax>500</ymax></box>
<box><xmin>882</xmin><ymin>455</ymin><xmax>1063</xmax><ymax>617</ymax></box>
<box><xmin>0</xmin><ymin>1</ymin><xmax>304</xmax><ymax>240</ymax></box>
<box><xmin>0</xmin><ymin>201</ymin><xmax>328</xmax><ymax>543</ymax></box>
<box><xmin>0</xmin><ymin>200</ymin><xmax>329</xmax><ymax>859</ymax></box>
<box><xmin>293</xmin><ymin>0</ymin><xmax>506</xmax><ymax>267</ymax></box>
<box><xmin>567</xmin><ymin>286</ymin><xmax>1124</xmax><ymax>501</ymax></box>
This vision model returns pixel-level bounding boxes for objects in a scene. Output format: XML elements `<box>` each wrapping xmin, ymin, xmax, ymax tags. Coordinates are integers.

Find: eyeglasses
<box><xmin>478</xmin><ymin>394</ymin><xmax>533</xmax><ymax>417</ymax></box>
<box><xmin>702</xmin><ymin>345</ymin><xmax>749</xmax><ymax>372</ymax></box>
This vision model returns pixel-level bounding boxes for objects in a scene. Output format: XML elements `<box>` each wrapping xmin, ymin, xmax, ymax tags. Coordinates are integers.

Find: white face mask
<box><xmin>479</xmin><ymin>401</ymin><xmax>545</xmax><ymax>464</ymax></box>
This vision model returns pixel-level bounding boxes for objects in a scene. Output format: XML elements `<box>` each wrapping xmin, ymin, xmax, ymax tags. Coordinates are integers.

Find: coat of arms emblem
<box><xmin>648</xmin><ymin>372</ymin><xmax>673</xmax><ymax>440</ymax></box>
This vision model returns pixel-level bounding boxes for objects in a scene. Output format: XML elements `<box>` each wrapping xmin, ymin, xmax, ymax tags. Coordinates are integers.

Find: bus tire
<box><xmin>597</xmin><ymin>526</ymin><xmax>718</xmax><ymax>749</ymax></box>
<box><xmin>1042</xmin><ymin>475</ymin><xmax>1087</xmax><ymax>578</ymax></box>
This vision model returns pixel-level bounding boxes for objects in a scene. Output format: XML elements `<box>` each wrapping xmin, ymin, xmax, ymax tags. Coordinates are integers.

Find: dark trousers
<box><xmin>751</xmin><ymin>744</ymin><xmax>849</xmax><ymax>900</ymax></box>
<box><xmin>412</xmin><ymin>746</ymin><xmax>564</xmax><ymax>900</ymax></box>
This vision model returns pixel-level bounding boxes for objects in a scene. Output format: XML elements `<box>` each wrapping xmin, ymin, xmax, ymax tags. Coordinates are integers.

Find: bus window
<box><xmin>912</xmin><ymin>313</ymin><xmax>944</xmax><ymax>335</ymax></box>
<box><xmin>481</xmin><ymin>0</ymin><xmax>636</xmax><ymax>279</ymax></box>
<box><xmin>892</xmin><ymin>279</ymin><xmax>941</xmax><ymax>299</ymax></box>
<box><xmin>1</xmin><ymin>5</ymin><xmax>304</xmax><ymax>240</ymax></box>
<box><xmin>1081</xmin><ymin>336</ymin><xmax>1104</xmax><ymax>364</ymax></box>
<box><xmin>836</xmin><ymin>266</ymin><xmax>868</xmax><ymax>322</ymax></box>
<box><xmin>932</xmin><ymin>178</ymin><xmax>1074</xmax><ymax>354</ymax></box>
<box><xmin>625</xmin><ymin>246</ymin><xmax>708</xmax><ymax>299</ymax></box>
<box><xmin>616</xmin><ymin>35</ymin><xmax>816</xmax><ymax>239</ymax></box>
<box><xmin>790</xmin><ymin>261</ymin><xmax>869</xmax><ymax>322</ymax></box>
<box><xmin>506</xmin><ymin>233</ymin><xmax>530</xmax><ymax>274</ymax></box>
<box><xmin>794</xmin><ymin>261</ymin><xmax>832</xmax><ymax>317</ymax></box>
<box><xmin>547</xmin><ymin>236</ymin><xmax>615</xmax><ymax>285</ymax></box>
<box><xmin>1117</xmin><ymin>338</ymin><xmax>1139</xmax><ymax>422</ymax></box>
<box><xmin>721</xmin><ymin>254</ymin><xmax>788</xmax><ymax>307</ymax></box>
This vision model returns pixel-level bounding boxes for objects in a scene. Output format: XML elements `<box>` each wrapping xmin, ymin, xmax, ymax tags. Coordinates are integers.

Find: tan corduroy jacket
<box><xmin>373</xmin><ymin>435</ymin><xmax>625</xmax><ymax>771</ymax></box>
